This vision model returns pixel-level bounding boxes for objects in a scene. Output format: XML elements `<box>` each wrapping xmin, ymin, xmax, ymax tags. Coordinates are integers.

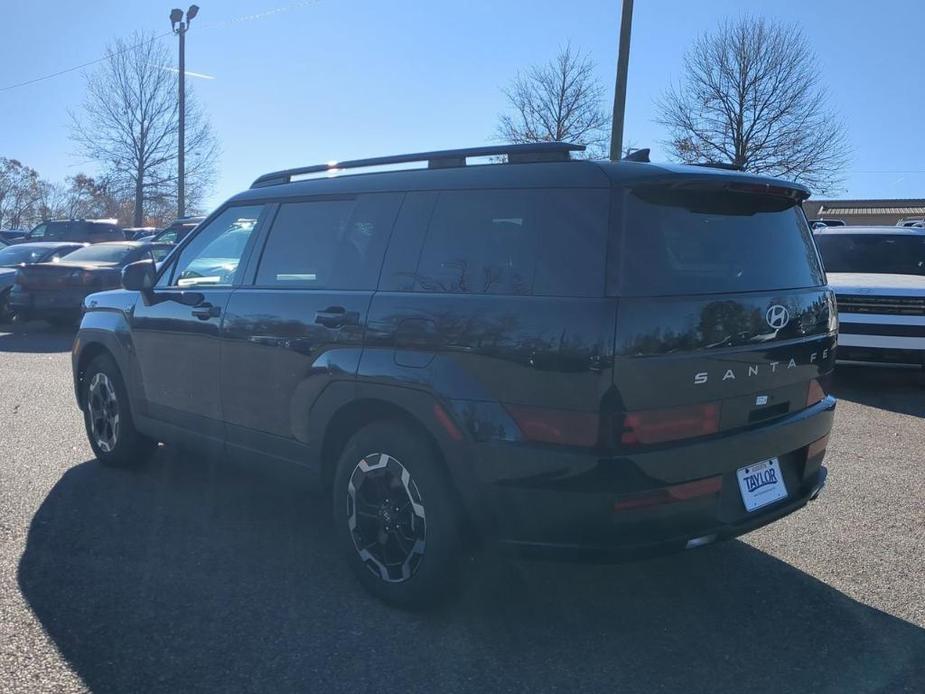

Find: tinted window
<box><xmin>814</xmin><ymin>233</ymin><xmax>925</xmax><ymax>275</ymax></box>
<box><xmin>61</xmin><ymin>244</ymin><xmax>135</xmax><ymax>263</ymax></box>
<box><xmin>619</xmin><ymin>188</ymin><xmax>825</xmax><ymax>296</ymax></box>
<box><xmin>28</xmin><ymin>224</ymin><xmax>48</xmax><ymax>239</ymax></box>
<box><xmin>255</xmin><ymin>194</ymin><xmax>401</xmax><ymax>289</ymax></box>
<box><xmin>171</xmin><ymin>206</ymin><xmax>264</xmax><ymax>287</ymax></box>
<box><xmin>412</xmin><ymin>189</ymin><xmax>608</xmax><ymax>297</ymax></box>
<box><xmin>30</xmin><ymin>222</ymin><xmax>69</xmax><ymax>240</ymax></box>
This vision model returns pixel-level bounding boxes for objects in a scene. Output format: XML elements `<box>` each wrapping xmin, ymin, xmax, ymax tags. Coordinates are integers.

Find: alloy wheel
<box><xmin>346</xmin><ymin>452</ymin><xmax>427</xmax><ymax>583</ymax></box>
<box><xmin>87</xmin><ymin>372</ymin><xmax>120</xmax><ymax>453</ymax></box>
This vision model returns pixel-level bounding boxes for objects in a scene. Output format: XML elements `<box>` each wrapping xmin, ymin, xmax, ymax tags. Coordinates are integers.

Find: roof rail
<box><xmin>250</xmin><ymin>142</ymin><xmax>585</xmax><ymax>188</ymax></box>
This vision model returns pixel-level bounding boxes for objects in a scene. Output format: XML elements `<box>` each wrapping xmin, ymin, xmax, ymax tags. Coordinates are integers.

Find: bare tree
<box><xmin>658</xmin><ymin>16</ymin><xmax>849</xmax><ymax>194</ymax></box>
<box><xmin>0</xmin><ymin>158</ymin><xmax>43</xmax><ymax>229</ymax></box>
<box><xmin>70</xmin><ymin>31</ymin><xmax>218</xmax><ymax>226</ymax></box>
<box><xmin>497</xmin><ymin>44</ymin><xmax>610</xmax><ymax>158</ymax></box>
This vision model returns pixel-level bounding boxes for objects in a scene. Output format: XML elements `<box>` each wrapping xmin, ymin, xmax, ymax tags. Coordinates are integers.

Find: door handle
<box><xmin>192</xmin><ymin>303</ymin><xmax>220</xmax><ymax>320</ymax></box>
<box><xmin>314</xmin><ymin>305</ymin><xmax>357</xmax><ymax>328</ymax></box>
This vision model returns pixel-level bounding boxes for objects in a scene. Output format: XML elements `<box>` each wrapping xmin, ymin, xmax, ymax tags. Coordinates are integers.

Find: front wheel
<box><xmin>333</xmin><ymin>421</ymin><xmax>463</xmax><ymax>608</ymax></box>
<box><xmin>0</xmin><ymin>289</ymin><xmax>11</xmax><ymax>323</ymax></box>
<box><xmin>82</xmin><ymin>354</ymin><xmax>157</xmax><ymax>467</ymax></box>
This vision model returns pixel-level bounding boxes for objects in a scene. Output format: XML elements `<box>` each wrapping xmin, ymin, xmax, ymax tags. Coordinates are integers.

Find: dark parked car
<box><xmin>0</xmin><ymin>242</ymin><xmax>86</xmax><ymax>320</ymax></box>
<box><xmin>123</xmin><ymin>226</ymin><xmax>160</xmax><ymax>241</ymax></box>
<box><xmin>151</xmin><ymin>216</ymin><xmax>205</xmax><ymax>245</ymax></box>
<box><xmin>16</xmin><ymin>219</ymin><xmax>124</xmax><ymax>245</ymax></box>
<box><xmin>0</xmin><ymin>229</ymin><xmax>28</xmax><ymax>244</ymax></box>
<box><xmin>12</xmin><ymin>241</ymin><xmax>172</xmax><ymax>326</ymax></box>
<box><xmin>72</xmin><ymin>143</ymin><xmax>836</xmax><ymax>607</ymax></box>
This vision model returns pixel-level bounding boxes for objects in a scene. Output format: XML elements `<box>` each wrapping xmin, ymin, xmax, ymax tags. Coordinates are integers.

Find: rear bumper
<box><xmin>10</xmin><ymin>288</ymin><xmax>89</xmax><ymax>316</ymax></box>
<box><xmin>466</xmin><ymin>396</ymin><xmax>836</xmax><ymax>557</ymax></box>
<box><xmin>503</xmin><ymin>467</ymin><xmax>827</xmax><ymax>561</ymax></box>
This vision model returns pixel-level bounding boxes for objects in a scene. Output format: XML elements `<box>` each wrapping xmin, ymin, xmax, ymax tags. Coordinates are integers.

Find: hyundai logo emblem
<box><xmin>766</xmin><ymin>304</ymin><xmax>790</xmax><ymax>330</ymax></box>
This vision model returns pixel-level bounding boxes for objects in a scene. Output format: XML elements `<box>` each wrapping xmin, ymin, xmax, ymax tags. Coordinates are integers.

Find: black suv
<box><xmin>72</xmin><ymin>143</ymin><xmax>836</xmax><ymax>606</ymax></box>
<box><xmin>21</xmin><ymin>219</ymin><xmax>124</xmax><ymax>244</ymax></box>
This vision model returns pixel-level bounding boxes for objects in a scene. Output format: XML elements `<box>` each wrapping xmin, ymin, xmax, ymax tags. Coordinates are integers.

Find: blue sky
<box><xmin>1</xmin><ymin>0</ymin><xmax>923</xmax><ymax>211</ymax></box>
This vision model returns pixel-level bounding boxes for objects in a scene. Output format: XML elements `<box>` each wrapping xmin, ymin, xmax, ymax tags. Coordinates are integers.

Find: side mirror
<box><xmin>122</xmin><ymin>259</ymin><xmax>157</xmax><ymax>291</ymax></box>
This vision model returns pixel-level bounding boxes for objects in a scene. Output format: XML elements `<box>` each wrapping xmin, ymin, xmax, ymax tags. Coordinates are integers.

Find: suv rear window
<box><xmin>617</xmin><ymin>187</ymin><xmax>825</xmax><ymax>296</ymax></box>
<box><xmin>814</xmin><ymin>233</ymin><xmax>925</xmax><ymax>275</ymax></box>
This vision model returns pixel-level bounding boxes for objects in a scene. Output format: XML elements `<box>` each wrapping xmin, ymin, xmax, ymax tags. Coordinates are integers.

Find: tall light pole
<box><xmin>170</xmin><ymin>5</ymin><xmax>199</xmax><ymax>218</ymax></box>
<box><xmin>609</xmin><ymin>0</ymin><xmax>634</xmax><ymax>160</ymax></box>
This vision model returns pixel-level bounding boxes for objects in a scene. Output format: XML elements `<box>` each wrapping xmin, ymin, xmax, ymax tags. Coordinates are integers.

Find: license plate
<box><xmin>736</xmin><ymin>458</ymin><xmax>788</xmax><ymax>512</ymax></box>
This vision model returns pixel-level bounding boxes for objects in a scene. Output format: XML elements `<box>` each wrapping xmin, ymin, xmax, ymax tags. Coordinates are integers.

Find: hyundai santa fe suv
<box><xmin>72</xmin><ymin>143</ymin><xmax>837</xmax><ymax>607</ymax></box>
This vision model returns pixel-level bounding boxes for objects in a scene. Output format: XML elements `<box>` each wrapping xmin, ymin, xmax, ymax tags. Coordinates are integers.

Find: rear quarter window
<box><xmin>615</xmin><ymin>186</ymin><xmax>825</xmax><ymax>296</ymax></box>
<box><xmin>409</xmin><ymin>188</ymin><xmax>609</xmax><ymax>297</ymax></box>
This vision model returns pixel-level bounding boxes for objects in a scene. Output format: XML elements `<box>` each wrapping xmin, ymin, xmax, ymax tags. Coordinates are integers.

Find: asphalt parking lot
<box><xmin>1</xmin><ymin>323</ymin><xmax>923</xmax><ymax>694</ymax></box>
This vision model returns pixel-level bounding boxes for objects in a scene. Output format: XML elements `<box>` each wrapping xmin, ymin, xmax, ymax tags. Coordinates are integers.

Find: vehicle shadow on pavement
<box><xmin>0</xmin><ymin>322</ymin><xmax>75</xmax><ymax>353</ymax></box>
<box><xmin>831</xmin><ymin>364</ymin><xmax>925</xmax><ymax>417</ymax></box>
<box><xmin>19</xmin><ymin>450</ymin><xmax>925</xmax><ymax>694</ymax></box>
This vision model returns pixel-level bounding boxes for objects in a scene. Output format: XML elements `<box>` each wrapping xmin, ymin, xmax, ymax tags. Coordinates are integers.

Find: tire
<box><xmin>81</xmin><ymin>354</ymin><xmax>157</xmax><ymax>467</ymax></box>
<box><xmin>0</xmin><ymin>289</ymin><xmax>10</xmax><ymax>323</ymax></box>
<box><xmin>332</xmin><ymin>420</ymin><xmax>462</xmax><ymax>609</ymax></box>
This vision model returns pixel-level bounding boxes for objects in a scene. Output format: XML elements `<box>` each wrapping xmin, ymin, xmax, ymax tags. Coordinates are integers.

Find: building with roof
<box><xmin>803</xmin><ymin>198</ymin><xmax>925</xmax><ymax>226</ymax></box>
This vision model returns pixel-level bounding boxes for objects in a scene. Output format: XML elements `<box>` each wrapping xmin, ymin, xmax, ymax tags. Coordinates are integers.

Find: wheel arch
<box><xmin>314</xmin><ymin>385</ymin><xmax>488</xmax><ymax>540</ymax></box>
<box><xmin>75</xmin><ymin>341</ymin><xmax>117</xmax><ymax>408</ymax></box>
<box><xmin>73</xmin><ymin>327</ymin><xmax>137</xmax><ymax>410</ymax></box>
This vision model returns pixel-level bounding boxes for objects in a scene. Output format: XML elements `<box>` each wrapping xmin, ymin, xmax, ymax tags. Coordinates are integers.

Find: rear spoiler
<box><xmin>631</xmin><ymin>175</ymin><xmax>810</xmax><ymax>203</ymax></box>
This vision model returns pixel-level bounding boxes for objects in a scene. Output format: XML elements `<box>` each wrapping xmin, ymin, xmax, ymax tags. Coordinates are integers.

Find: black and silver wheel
<box><xmin>87</xmin><ymin>372</ymin><xmax>120</xmax><ymax>453</ymax></box>
<box><xmin>333</xmin><ymin>421</ymin><xmax>462</xmax><ymax>608</ymax></box>
<box><xmin>82</xmin><ymin>354</ymin><xmax>157</xmax><ymax>467</ymax></box>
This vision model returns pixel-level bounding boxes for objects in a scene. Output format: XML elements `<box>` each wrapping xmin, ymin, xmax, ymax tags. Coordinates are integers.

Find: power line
<box><xmin>0</xmin><ymin>31</ymin><xmax>173</xmax><ymax>92</ymax></box>
<box><xmin>0</xmin><ymin>0</ymin><xmax>319</xmax><ymax>94</ymax></box>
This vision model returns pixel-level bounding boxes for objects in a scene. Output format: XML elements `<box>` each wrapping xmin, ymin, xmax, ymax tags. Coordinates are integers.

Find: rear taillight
<box><xmin>621</xmin><ymin>402</ymin><xmax>720</xmax><ymax>446</ymax></box>
<box><xmin>504</xmin><ymin>405</ymin><xmax>599</xmax><ymax>447</ymax></box>
<box><xmin>806</xmin><ymin>379</ymin><xmax>826</xmax><ymax>407</ymax></box>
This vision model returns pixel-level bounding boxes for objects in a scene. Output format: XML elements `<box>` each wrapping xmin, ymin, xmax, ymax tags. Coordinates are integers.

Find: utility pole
<box><xmin>170</xmin><ymin>5</ymin><xmax>199</xmax><ymax>219</ymax></box>
<box><xmin>609</xmin><ymin>0</ymin><xmax>634</xmax><ymax>160</ymax></box>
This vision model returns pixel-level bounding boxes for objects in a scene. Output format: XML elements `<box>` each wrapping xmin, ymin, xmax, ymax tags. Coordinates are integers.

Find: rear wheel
<box><xmin>333</xmin><ymin>421</ymin><xmax>462</xmax><ymax>608</ymax></box>
<box><xmin>82</xmin><ymin>354</ymin><xmax>157</xmax><ymax>467</ymax></box>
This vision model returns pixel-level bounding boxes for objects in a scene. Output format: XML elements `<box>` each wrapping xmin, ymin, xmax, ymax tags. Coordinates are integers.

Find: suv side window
<box><xmin>46</xmin><ymin>222</ymin><xmax>71</xmax><ymax>240</ymax></box>
<box><xmin>29</xmin><ymin>223</ymin><xmax>48</xmax><ymax>239</ymax></box>
<box><xmin>254</xmin><ymin>193</ymin><xmax>401</xmax><ymax>289</ymax></box>
<box><xmin>168</xmin><ymin>205</ymin><xmax>265</xmax><ymax>287</ymax></box>
<box><xmin>412</xmin><ymin>189</ymin><xmax>609</xmax><ymax>297</ymax></box>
